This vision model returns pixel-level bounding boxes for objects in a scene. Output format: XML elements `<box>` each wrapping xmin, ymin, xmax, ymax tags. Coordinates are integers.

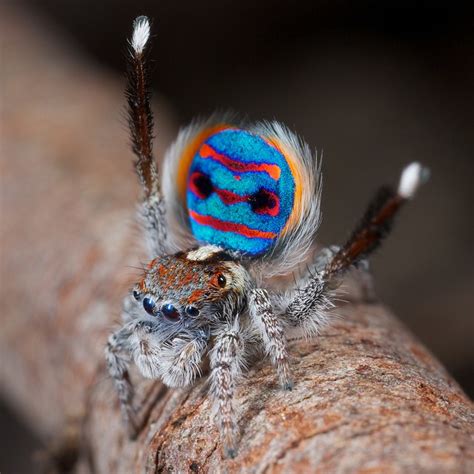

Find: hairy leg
<box><xmin>326</xmin><ymin>162</ymin><xmax>428</xmax><ymax>278</ymax></box>
<box><xmin>209</xmin><ymin>320</ymin><xmax>245</xmax><ymax>458</ymax></box>
<box><xmin>126</xmin><ymin>17</ymin><xmax>167</xmax><ymax>257</ymax></box>
<box><xmin>282</xmin><ymin>162</ymin><xmax>428</xmax><ymax>326</ymax></box>
<box><xmin>105</xmin><ymin>318</ymin><xmax>166</xmax><ymax>438</ymax></box>
<box><xmin>139</xmin><ymin>195</ymin><xmax>167</xmax><ymax>258</ymax></box>
<box><xmin>157</xmin><ymin>330</ymin><xmax>210</xmax><ymax>387</ymax></box>
<box><xmin>105</xmin><ymin>321</ymin><xmax>140</xmax><ymax>438</ymax></box>
<box><xmin>249</xmin><ymin>288</ymin><xmax>293</xmax><ymax>390</ymax></box>
<box><xmin>313</xmin><ymin>246</ymin><xmax>376</xmax><ymax>302</ymax></box>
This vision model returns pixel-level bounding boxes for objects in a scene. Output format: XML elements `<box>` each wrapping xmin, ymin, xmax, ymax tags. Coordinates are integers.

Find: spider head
<box><xmin>132</xmin><ymin>245</ymin><xmax>250</xmax><ymax>324</ymax></box>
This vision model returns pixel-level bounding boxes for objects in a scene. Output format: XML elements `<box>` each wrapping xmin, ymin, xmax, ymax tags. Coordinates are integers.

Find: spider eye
<box><xmin>162</xmin><ymin>303</ymin><xmax>180</xmax><ymax>321</ymax></box>
<box><xmin>133</xmin><ymin>289</ymin><xmax>141</xmax><ymax>301</ymax></box>
<box><xmin>185</xmin><ymin>305</ymin><xmax>200</xmax><ymax>317</ymax></box>
<box><xmin>217</xmin><ymin>274</ymin><xmax>227</xmax><ymax>288</ymax></box>
<box><xmin>143</xmin><ymin>297</ymin><xmax>156</xmax><ymax>316</ymax></box>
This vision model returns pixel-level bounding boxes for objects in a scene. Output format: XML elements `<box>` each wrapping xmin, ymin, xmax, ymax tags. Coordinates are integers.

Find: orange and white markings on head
<box><xmin>134</xmin><ymin>246</ymin><xmax>250</xmax><ymax>318</ymax></box>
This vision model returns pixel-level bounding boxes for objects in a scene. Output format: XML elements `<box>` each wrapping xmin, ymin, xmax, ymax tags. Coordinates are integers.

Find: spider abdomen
<box><xmin>184</xmin><ymin>128</ymin><xmax>297</xmax><ymax>256</ymax></box>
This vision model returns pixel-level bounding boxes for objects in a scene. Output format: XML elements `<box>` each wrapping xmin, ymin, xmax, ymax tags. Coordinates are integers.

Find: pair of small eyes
<box><xmin>133</xmin><ymin>291</ymin><xmax>200</xmax><ymax>320</ymax></box>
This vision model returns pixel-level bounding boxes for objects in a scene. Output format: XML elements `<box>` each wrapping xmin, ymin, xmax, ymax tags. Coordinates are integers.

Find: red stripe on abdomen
<box><xmin>189</xmin><ymin>210</ymin><xmax>277</xmax><ymax>240</ymax></box>
<box><xmin>200</xmin><ymin>143</ymin><xmax>281</xmax><ymax>180</ymax></box>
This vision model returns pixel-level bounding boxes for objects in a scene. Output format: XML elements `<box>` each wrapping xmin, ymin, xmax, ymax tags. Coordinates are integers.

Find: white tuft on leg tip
<box><xmin>131</xmin><ymin>16</ymin><xmax>150</xmax><ymax>54</ymax></box>
<box><xmin>398</xmin><ymin>162</ymin><xmax>430</xmax><ymax>199</ymax></box>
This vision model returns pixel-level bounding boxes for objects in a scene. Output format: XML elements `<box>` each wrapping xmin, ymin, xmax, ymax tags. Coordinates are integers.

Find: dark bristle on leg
<box><xmin>326</xmin><ymin>186</ymin><xmax>402</xmax><ymax>278</ymax></box>
<box><xmin>326</xmin><ymin>162</ymin><xmax>429</xmax><ymax>279</ymax></box>
<box><xmin>284</xmin><ymin>163</ymin><xmax>428</xmax><ymax>323</ymax></box>
<box><xmin>126</xmin><ymin>16</ymin><xmax>158</xmax><ymax>198</ymax></box>
<box><xmin>126</xmin><ymin>17</ymin><xmax>168</xmax><ymax>257</ymax></box>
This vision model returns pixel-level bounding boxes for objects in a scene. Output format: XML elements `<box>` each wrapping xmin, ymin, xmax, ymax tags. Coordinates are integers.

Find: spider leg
<box><xmin>313</xmin><ymin>246</ymin><xmax>376</xmax><ymax>302</ymax></box>
<box><xmin>105</xmin><ymin>317</ymin><xmax>165</xmax><ymax>439</ymax></box>
<box><xmin>157</xmin><ymin>330</ymin><xmax>210</xmax><ymax>388</ymax></box>
<box><xmin>126</xmin><ymin>16</ymin><xmax>167</xmax><ymax>257</ymax></box>
<box><xmin>209</xmin><ymin>319</ymin><xmax>245</xmax><ymax>458</ymax></box>
<box><xmin>325</xmin><ymin>162</ymin><xmax>429</xmax><ymax>279</ymax></box>
<box><xmin>249</xmin><ymin>289</ymin><xmax>293</xmax><ymax>390</ymax></box>
<box><xmin>312</xmin><ymin>245</ymin><xmax>340</xmax><ymax>272</ymax></box>
<box><xmin>283</xmin><ymin>162</ymin><xmax>429</xmax><ymax>326</ymax></box>
<box><xmin>105</xmin><ymin>321</ymin><xmax>140</xmax><ymax>438</ymax></box>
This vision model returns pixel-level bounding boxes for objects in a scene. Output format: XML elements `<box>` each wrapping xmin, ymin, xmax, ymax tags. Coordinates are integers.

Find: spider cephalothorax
<box><xmin>134</xmin><ymin>246</ymin><xmax>250</xmax><ymax>321</ymax></box>
<box><xmin>105</xmin><ymin>16</ymin><xmax>429</xmax><ymax>458</ymax></box>
<box><xmin>123</xmin><ymin>245</ymin><xmax>252</xmax><ymax>390</ymax></box>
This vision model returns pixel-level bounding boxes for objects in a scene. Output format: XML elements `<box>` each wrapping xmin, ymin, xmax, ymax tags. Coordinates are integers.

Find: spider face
<box><xmin>133</xmin><ymin>245</ymin><xmax>251</xmax><ymax>324</ymax></box>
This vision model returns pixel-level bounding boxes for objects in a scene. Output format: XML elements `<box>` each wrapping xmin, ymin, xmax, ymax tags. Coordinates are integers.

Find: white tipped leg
<box><xmin>126</xmin><ymin>16</ymin><xmax>169</xmax><ymax>257</ymax></box>
<box><xmin>249</xmin><ymin>289</ymin><xmax>293</xmax><ymax>390</ymax></box>
<box><xmin>398</xmin><ymin>162</ymin><xmax>430</xmax><ymax>199</ymax></box>
<box><xmin>131</xmin><ymin>16</ymin><xmax>151</xmax><ymax>54</ymax></box>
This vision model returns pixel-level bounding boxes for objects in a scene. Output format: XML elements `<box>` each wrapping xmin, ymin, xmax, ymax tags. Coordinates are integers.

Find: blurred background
<box><xmin>1</xmin><ymin>1</ymin><xmax>473</xmax><ymax>471</ymax></box>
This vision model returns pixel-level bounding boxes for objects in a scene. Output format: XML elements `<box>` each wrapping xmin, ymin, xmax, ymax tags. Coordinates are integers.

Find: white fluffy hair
<box><xmin>131</xmin><ymin>16</ymin><xmax>150</xmax><ymax>54</ymax></box>
<box><xmin>161</xmin><ymin>113</ymin><xmax>239</xmax><ymax>254</ymax></box>
<box><xmin>398</xmin><ymin>162</ymin><xmax>429</xmax><ymax>199</ymax></box>
<box><xmin>249</xmin><ymin>121</ymin><xmax>322</xmax><ymax>280</ymax></box>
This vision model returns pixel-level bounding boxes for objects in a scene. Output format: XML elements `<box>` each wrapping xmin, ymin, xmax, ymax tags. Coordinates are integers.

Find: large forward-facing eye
<box><xmin>143</xmin><ymin>297</ymin><xmax>157</xmax><ymax>316</ymax></box>
<box><xmin>161</xmin><ymin>303</ymin><xmax>180</xmax><ymax>321</ymax></box>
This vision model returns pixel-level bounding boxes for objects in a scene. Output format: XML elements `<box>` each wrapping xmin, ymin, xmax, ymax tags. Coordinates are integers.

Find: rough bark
<box><xmin>1</xmin><ymin>6</ymin><xmax>473</xmax><ymax>474</ymax></box>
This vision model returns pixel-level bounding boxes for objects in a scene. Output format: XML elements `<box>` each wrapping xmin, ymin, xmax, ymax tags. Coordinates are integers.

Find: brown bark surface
<box><xmin>1</xmin><ymin>6</ymin><xmax>473</xmax><ymax>473</ymax></box>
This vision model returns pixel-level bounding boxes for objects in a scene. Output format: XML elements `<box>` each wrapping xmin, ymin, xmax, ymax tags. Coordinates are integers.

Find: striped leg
<box><xmin>209</xmin><ymin>321</ymin><xmax>245</xmax><ymax>458</ymax></box>
<box><xmin>249</xmin><ymin>289</ymin><xmax>293</xmax><ymax>390</ymax></box>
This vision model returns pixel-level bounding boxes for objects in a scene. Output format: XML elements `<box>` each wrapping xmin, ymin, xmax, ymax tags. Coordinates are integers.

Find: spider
<box><xmin>105</xmin><ymin>16</ymin><xmax>429</xmax><ymax>458</ymax></box>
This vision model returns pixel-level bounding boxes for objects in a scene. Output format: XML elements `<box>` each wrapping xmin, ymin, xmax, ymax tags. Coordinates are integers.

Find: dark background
<box><xmin>2</xmin><ymin>1</ymin><xmax>473</xmax><ymax>472</ymax></box>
